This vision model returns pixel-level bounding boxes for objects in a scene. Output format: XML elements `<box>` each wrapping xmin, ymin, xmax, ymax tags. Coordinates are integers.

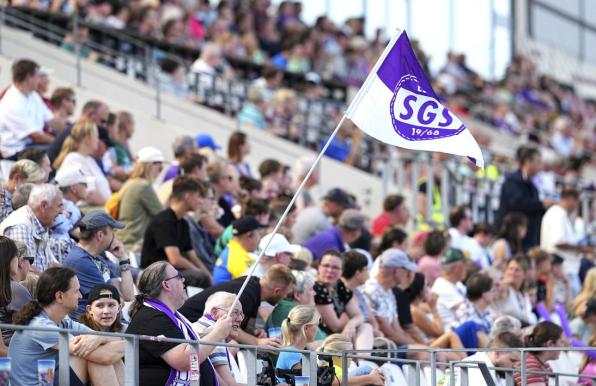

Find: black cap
<box><xmin>322</xmin><ymin>188</ymin><xmax>354</xmax><ymax>208</ymax></box>
<box><xmin>87</xmin><ymin>284</ymin><xmax>121</xmax><ymax>304</ymax></box>
<box><xmin>232</xmin><ymin>216</ymin><xmax>268</xmax><ymax>236</ymax></box>
<box><xmin>80</xmin><ymin>210</ymin><xmax>125</xmax><ymax>231</ymax></box>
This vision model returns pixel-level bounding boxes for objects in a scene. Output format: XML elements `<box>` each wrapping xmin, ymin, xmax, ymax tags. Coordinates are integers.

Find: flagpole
<box><xmin>228</xmin><ymin>114</ymin><xmax>348</xmax><ymax>317</ymax></box>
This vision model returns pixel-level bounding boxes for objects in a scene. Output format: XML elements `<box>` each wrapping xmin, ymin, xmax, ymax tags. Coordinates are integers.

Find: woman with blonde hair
<box><xmin>572</xmin><ymin>268</ymin><xmax>596</xmax><ymax>317</ymax></box>
<box><xmin>276</xmin><ymin>305</ymin><xmax>321</xmax><ymax>372</ymax></box>
<box><xmin>54</xmin><ymin>120</ymin><xmax>111</xmax><ymax>205</ymax></box>
<box><xmin>114</xmin><ymin>147</ymin><xmax>165</xmax><ymax>253</ymax></box>
<box><xmin>319</xmin><ymin>334</ymin><xmax>385</xmax><ymax>386</ymax></box>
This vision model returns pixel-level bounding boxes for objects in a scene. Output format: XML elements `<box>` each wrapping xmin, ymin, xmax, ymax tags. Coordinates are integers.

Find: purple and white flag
<box><xmin>346</xmin><ymin>31</ymin><xmax>484</xmax><ymax>167</ymax></box>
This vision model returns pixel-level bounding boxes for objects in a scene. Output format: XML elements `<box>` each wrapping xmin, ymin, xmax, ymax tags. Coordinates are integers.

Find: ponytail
<box><xmin>524</xmin><ymin>321</ymin><xmax>563</xmax><ymax>354</ymax></box>
<box><xmin>53</xmin><ymin>136</ymin><xmax>77</xmax><ymax>170</ymax></box>
<box><xmin>280</xmin><ymin>305</ymin><xmax>320</xmax><ymax>346</ymax></box>
<box><xmin>128</xmin><ymin>294</ymin><xmax>147</xmax><ymax>319</ymax></box>
<box><xmin>53</xmin><ymin>120</ymin><xmax>98</xmax><ymax>169</ymax></box>
<box><xmin>12</xmin><ymin>300</ymin><xmax>43</xmax><ymax>325</ymax></box>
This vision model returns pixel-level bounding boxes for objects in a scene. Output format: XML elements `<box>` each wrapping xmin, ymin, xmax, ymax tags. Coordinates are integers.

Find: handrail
<box><xmin>2</xmin><ymin>321</ymin><xmax>595</xmax><ymax>386</ymax></box>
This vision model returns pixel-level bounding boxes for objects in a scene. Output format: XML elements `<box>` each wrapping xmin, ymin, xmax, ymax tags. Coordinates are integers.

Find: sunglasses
<box><xmin>21</xmin><ymin>256</ymin><xmax>34</xmax><ymax>265</ymax></box>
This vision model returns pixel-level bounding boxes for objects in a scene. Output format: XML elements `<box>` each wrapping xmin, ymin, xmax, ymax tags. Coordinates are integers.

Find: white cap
<box><xmin>137</xmin><ymin>147</ymin><xmax>165</xmax><ymax>163</ymax></box>
<box><xmin>39</xmin><ymin>66</ymin><xmax>54</xmax><ymax>76</ymax></box>
<box><xmin>259</xmin><ymin>233</ymin><xmax>301</xmax><ymax>256</ymax></box>
<box><xmin>55</xmin><ymin>166</ymin><xmax>94</xmax><ymax>187</ymax></box>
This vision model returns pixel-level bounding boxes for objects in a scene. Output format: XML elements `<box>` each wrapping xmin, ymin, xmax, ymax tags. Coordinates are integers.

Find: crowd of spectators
<box><xmin>0</xmin><ymin>38</ymin><xmax>595</xmax><ymax>386</ymax></box>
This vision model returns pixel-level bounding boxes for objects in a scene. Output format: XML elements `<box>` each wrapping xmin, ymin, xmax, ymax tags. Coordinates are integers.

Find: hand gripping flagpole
<box><xmin>228</xmin><ymin>114</ymin><xmax>348</xmax><ymax>317</ymax></box>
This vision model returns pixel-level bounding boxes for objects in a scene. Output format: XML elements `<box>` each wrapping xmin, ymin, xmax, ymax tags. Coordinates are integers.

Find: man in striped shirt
<box><xmin>192</xmin><ymin>291</ymin><xmax>247</xmax><ymax>386</ymax></box>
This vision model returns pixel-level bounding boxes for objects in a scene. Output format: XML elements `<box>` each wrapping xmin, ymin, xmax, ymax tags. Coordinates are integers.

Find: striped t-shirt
<box><xmin>192</xmin><ymin>315</ymin><xmax>231</xmax><ymax>367</ymax></box>
<box><xmin>514</xmin><ymin>353</ymin><xmax>552</xmax><ymax>386</ymax></box>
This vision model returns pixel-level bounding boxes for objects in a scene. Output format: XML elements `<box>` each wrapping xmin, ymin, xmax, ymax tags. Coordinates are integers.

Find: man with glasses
<box><xmin>193</xmin><ymin>292</ymin><xmax>247</xmax><ymax>386</ymax></box>
<box><xmin>63</xmin><ymin>210</ymin><xmax>134</xmax><ymax>317</ymax></box>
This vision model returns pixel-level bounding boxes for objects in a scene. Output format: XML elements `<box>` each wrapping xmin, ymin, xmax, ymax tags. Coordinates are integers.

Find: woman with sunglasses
<box><xmin>114</xmin><ymin>147</ymin><xmax>165</xmax><ymax>254</ymax></box>
<box><xmin>314</xmin><ymin>250</ymin><xmax>373</xmax><ymax>350</ymax></box>
<box><xmin>0</xmin><ymin>236</ymin><xmax>32</xmax><ymax>356</ymax></box>
<box><xmin>79</xmin><ymin>284</ymin><xmax>125</xmax><ymax>333</ymax></box>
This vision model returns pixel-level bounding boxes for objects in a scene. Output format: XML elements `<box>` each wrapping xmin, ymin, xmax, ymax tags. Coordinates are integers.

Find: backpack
<box><xmin>104</xmin><ymin>181</ymin><xmax>132</xmax><ymax>220</ymax></box>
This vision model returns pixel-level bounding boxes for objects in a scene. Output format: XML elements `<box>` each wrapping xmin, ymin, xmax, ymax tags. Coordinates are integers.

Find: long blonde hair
<box><xmin>53</xmin><ymin>120</ymin><xmax>98</xmax><ymax>170</ymax></box>
<box><xmin>318</xmin><ymin>334</ymin><xmax>353</xmax><ymax>368</ymax></box>
<box><xmin>129</xmin><ymin>162</ymin><xmax>153</xmax><ymax>180</ymax></box>
<box><xmin>571</xmin><ymin>268</ymin><xmax>596</xmax><ymax>316</ymax></box>
<box><xmin>281</xmin><ymin>305</ymin><xmax>320</xmax><ymax>346</ymax></box>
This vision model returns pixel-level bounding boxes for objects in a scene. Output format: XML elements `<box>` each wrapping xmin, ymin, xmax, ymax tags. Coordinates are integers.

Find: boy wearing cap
<box><xmin>63</xmin><ymin>210</ymin><xmax>134</xmax><ymax>317</ymax></box>
<box><xmin>304</xmin><ymin>208</ymin><xmax>364</xmax><ymax>261</ymax></box>
<box><xmin>431</xmin><ymin>248</ymin><xmax>468</xmax><ymax>329</ymax></box>
<box><xmin>141</xmin><ymin>176</ymin><xmax>212</xmax><ymax>288</ymax></box>
<box><xmin>213</xmin><ymin>216</ymin><xmax>267</xmax><ymax>285</ymax></box>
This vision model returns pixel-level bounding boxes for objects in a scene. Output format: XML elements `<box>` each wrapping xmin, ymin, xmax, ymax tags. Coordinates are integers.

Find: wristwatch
<box><xmin>119</xmin><ymin>259</ymin><xmax>131</xmax><ymax>272</ymax></box>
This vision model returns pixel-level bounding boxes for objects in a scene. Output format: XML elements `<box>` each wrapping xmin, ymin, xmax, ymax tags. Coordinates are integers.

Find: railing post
<box><xmin>406</xmin><ymin>363</ymin><xmax>420</xmax><ymax>386</ymax></box>
<box><xmin>441</xmin><ymin>163</ymin><xmax>450</xmax><ymax>222</ymax></box>
<box><xmin>554</xmin><ymin>373</ymin><xmax>559</xmax><ymax>386</ymax></box>
<box><xmin>153</xmin><ymin>51</ymin><xmax>162</xmax><ymax>120</ymax></box>
<box><xmin>449</xmin><ymin>361</ymin><xmax>456</xmax><ymax>386</ymax></box>
<box><xmin>301</xmin><ymin>351</ymin><xmax>317</xmax><ymax>386</ymax></box>
<box><xmin>245</xmin><ymin>347</ymin><xmax>258</xmax><ymax>386</ymax></box>
<box><xmin>73</xmin><ymin>12</ymin><xmax>81</xmax><ymax>87</ymax></box>
<box><xmin>430</xmin><ymin>350</ymin><xmax>437</xmax><ymax>386</ymax></box>
<box><xmin>0</xmin><ymin>4</ymin><xmax>4</xmax><ymax>55</ymax></box>
<box><xmin>460</xmin><ymin>366</ymin><xmax>469</xmax><ymax>386</ymax></box>
<box><xmin>58</xmin><ymin>330</ymin><xmax>70</xmax><ymax>386</ymax></box>
<box><xmin>124</xmin><ymin>335</ymin><xmax>139</xmax><ymax>386</ymax></box>
<box><xmin>505</xmin><ymin>369</ymin><xmax>514</xmax><ymax>386</ymax></box>
<box><xmin>521</xmin><ymin>350</ymin><xmax>527</xmax><ymax>386</ymax></box>
<box><xmin>341</xmin><ymin>352</ymin><xmax>348</xmax><ymax>386</ymax></box>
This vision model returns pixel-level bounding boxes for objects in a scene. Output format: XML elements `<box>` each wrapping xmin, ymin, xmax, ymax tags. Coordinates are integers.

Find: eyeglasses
<box><xmin>216</xmin><ymin>307</ymin><xmax>245</xmax><ymax>320</ymax></box>
<box><xmin>320</xmin><ymin>264</ymin><xmax>341</xmax><ymax>271</ymax></box>
<box><xmin>164</xmin><ymin>273</ymin><xmax>184</xmax><ymax>282</ymax></box>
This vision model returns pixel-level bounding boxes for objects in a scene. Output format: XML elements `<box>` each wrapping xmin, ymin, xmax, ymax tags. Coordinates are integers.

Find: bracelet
<box><xmin>118</xmin><ymin>259</ymin><xmax>131</xmax><ymax>266</ymax></box>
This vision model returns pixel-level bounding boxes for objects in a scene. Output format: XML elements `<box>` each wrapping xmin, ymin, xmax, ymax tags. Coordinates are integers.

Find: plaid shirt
<box><xmin>2</xmin><ymin>206</ymin><xmax>58</xmax><ymax>271</ymax></box>
<box><xmin>0</xmin><ymin>188</ymin><xmax>13</xmax><ymax>223</ymax></box>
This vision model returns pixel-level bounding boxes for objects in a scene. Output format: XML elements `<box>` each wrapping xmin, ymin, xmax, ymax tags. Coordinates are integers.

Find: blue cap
<box><xmin>379</xmin><ymin>248</ymin><xmax>417</xmax><ymax>271</ymax></box>
<box><xmin>195</xmin><ymin>134</ymin><xmax>221</xmax><ymax>150</ymax></box>
<box><xmin>80</xmin><ymin>210</ymin><xmax>125</xmax><ymax>231</ymax></box>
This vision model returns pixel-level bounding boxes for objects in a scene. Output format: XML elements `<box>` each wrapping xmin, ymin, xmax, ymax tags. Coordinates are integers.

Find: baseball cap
<box><xmin>259</xmin><ymin>233</ymin><xmax>301</xmax><ymax>256</ymax></box>
<box><xmin>232</xmin><ymin>216</ymin><xmax>268</xmax><ymax>236</ymax></box>
<box><xmin>87</xmin><ymin>284</ymin><xmax>121</xmax><ymax>304</ymax></box>
<box><xmin>79</xmin><ymin>210</ymin><xmax>125</xmax><ymax>231</ymax></box>
<box><xmin>441</xmin><ymin>248</ymin><xmax>465</xmax><ymax>265</ymax></box>
<box><xmin>195</xmin><ymin>133</ymin><xmax>221</xmax><ymax>150</ymax></box>
<box><xmin>55</xmin><ymin>165</ymin><xmax>94</xmax><ymax>187</ymax></box>
<box><xmin>39</xmin><ymin>66</ymin><xmax>54</xmax><ymax>76</ymax></box>
<box><xmin>304</xmin><ymin>72</ymin><xmax>321</xmax><ymax>85</ymax></box>
<box><xmin>322</xmin><ymin>188</ymin><xmax>354</xmax><ymax>208</ymax></box>
<box><xmin>338</xmin><ymin>209</ymin><xmax>365</xmax><ymax>230</ymax></box>
<box><xmin>10</xmin><ymin>159</ymin><xmax>46</xmax><ymax>183</ymax></box>
<box><xmin>14</xmin><ymin>240</ymin><xmax>34</xmax><ymax>264</ymax></box>
<box><xmin>379</xmin><ymin>248</ymin><xmax>417</xmax><ymax>271</ymax></box>
<box><xmin>137</xmin><ymin>147</ymin><xmax>165</xmax><ymax>163</ymax></box>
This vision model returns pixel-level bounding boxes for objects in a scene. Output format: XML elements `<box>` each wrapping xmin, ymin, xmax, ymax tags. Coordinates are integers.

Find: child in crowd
<box><xmin>318</xmin><ymin>334</ymin><xmax>385</xmax><ymax>386</ymax></box>
<box><xmin>78</xmin><ymin>284</ymin><xmax>125</xmax><ymax>333</ymax></box>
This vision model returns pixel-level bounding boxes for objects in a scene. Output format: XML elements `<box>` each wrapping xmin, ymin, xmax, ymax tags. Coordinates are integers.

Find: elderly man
<box><xmin>213</xmin><ymin>216</ymin><xmax>267</xmax><ymax>284</ymax></box>
<box><xmin>0</xmin><ymin>59</ymin><xmax>57</xmax><ymax>160</ymax></box>
<box><xmin>304</xmin><ymin>208</ymin><xmax>365</xmax><ymax>261</ymax></box>
<box><xmin>1</xmin><ymin>159</ymin><xmax>46</xmax><ymax>222</ymax></box>
<box><xmin>63</xmin><ymin>210</ymin><xmax>134</xmax><ymax>317</ymax></box>
<box><xmin>248</xmin><ymin>232</ymin><xmax>301</xmax><ymax>278</ymax></box>
<box><xmin>431</xmin><ymin>248</ymin><xmax>468</xmax><ymax>329</ymax></box>
<box><xmin>193</xmin><ymin>292</ymin><xmax>247</xmax><ymax>386</ymax></box>
<box><xmin>0</xmin><ymin>183</ymin><xmax>62</xmax><ymax>271</ymax></box>
<box><xmin>126</xmin><ymin>261</ymin><xmax>233</xmax><ymax>386</ymax></box>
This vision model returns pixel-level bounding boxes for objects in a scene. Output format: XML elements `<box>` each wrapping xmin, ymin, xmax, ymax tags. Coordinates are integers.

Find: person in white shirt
<box><xmin>441</xmin><ymin>332</ymin><xmax>522</xmax><ymax>386</ymax></box>
<box><xmin>431</xmin><ymin>248</ymin><xmax>468</xmax><ymax>329</ymax></box>
<box><xmin>467</xmin><ymin>223</ymin><xmax>496</xmax><ymax>269</ymax></box>
<box><xmin>447</xmin><ymin>205</ymin><xmax>474</xmax><ymax>257</ymax></box>
<box><xmin>53</xmin><ymin>120</ymin><xmax>112</xmax><ymax>206</ymax></box>
<box><xmin>540</xmin><ymin>189</ymin><xmax>589</xmax><ymax>296</ymax></box>
<box><xmin>0</xmin><ymin>59</ymin><xmax>58</xmax><ymax>159</ymax></box>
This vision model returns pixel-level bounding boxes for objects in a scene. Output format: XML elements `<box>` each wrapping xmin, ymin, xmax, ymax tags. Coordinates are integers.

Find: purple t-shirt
<box><xmin>304</xmin><ymin>227</ymin><xmax>344</xmax><ymax>261</ymax></box>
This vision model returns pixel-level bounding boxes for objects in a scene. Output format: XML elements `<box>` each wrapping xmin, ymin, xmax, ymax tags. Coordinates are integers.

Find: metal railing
<box><xmin>1</xmin><ymin>322</ymin><xmax>595</xmax><ymax>386</ymax></box>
